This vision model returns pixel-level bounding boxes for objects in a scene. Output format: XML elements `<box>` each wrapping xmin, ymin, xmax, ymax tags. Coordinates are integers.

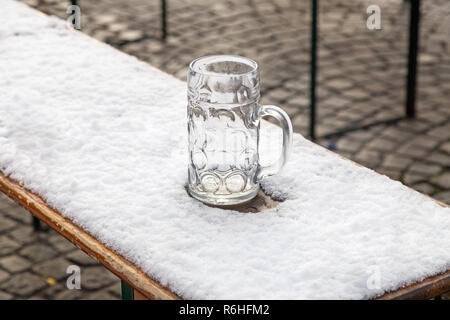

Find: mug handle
<box><xmin>256</xmin><ymin>105</ymin><xmax>293</xmax><ymax>180</ymax></box>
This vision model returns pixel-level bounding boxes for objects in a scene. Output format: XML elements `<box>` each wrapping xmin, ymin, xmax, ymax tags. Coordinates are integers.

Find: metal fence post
<box><xmin>406</xmin><ymin>0</ymin><xmax>420</xmax><ymax>118</ymax></box>
<box><xmin>309</xmin><ymin>0</ymin><xmax>318</xmax><ymax>141</ymax></box>
<box><xmin>161</xmin><ymin>0</ymin><xmax>168</xmax><ymax>41</ymax></box>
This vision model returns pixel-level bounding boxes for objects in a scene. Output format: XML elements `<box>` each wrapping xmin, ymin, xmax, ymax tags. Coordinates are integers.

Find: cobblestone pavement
<box><xmin>1</xmin><ymin>0</ymin><xmax>448</xmax><ymax>299</ymax></box>
<box><xmin>0</xmin><ymin>193</ymin><xmax>121</xmax><ymax>299</ymax></box>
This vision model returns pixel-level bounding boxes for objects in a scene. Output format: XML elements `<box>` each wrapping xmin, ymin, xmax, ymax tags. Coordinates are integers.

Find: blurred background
<box><xmin>0</xmin><ymin>0</ymin><xmax>448</xmax><ymax>299</ymax></box>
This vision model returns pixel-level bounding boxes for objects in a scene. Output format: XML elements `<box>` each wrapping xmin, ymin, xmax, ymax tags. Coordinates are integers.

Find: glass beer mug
<box><xmin>187</xmin><ymin>55</ymin><xmax>293</xmax><ymax>205</ymax></box>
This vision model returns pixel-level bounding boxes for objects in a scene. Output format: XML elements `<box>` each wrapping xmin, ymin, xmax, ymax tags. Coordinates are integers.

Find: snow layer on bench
<box><xmin>0</xmin><ymin>0</ymin><xmax>449</xmax><ymax>299</ymax></box>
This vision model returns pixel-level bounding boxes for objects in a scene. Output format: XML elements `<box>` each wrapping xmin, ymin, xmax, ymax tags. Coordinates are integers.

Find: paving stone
<box><xmin>81</xmin><ymin>267</ymin><xmax>117</xmax><ymax>290</ymax></box>
<box><xmin>267</xmin><ymin>88</ymin><xmax>294</xmax><ymax>102</ymax></box>
<box><xmin>21</xmin><ymin>0</ymin><xmax>39</xmax><ymax>7</ymax></box>
<box><xmin>339</xmin><ymin>109</ymin><xmax>370</xmax><ymax>122</ymax></box>
<box><xmin>409</xmin><ymin>135</ymin><xmax>442</xmax><ymax>151</ymax></box>
<box><xmin>32</xmin><ymin>258</ymin><xmax>72</xmax><ymax>281</ymax></box>
<box><xmin>0</xmin><ymin>193</ymin><xmax>14</xmax><ymax>211</ymax></box>
<box><xmin>40</xmin><ymin>283</ymin><xmax>65</xmax><ymax>299</ymax></box>
<box><xmin>48</xmin><ymin>234</ymin><xmax>77</xmax><ymax>253</ymax></box>
<box><xmin>0</xmin><ymin>236</ymin><xmax>21</xmax><ymax>256</ymax></box>
<box><xmin>53</xmin><ymin>287</ymin><xmax>85</xmax><ymax>300</ymax></box>
<box><xmin>431</xmin><ymin>172</ymin><xmax>450</xmax><ymax>190</ymax></box>
<box><xmin>281</xmin><ymin>104</ymin><xmax>302</xmax><ymax>117</ymax></box>
<box><xmin>92</xmin><ymin>30</ymin><xmax>111</xmax><ymax>42</ymax></box>
<box><xmin>19</xmin><ymin>243</ymin><xmax>58</xmax><ymax>263</ymax></box>
<box><xmin>397</xmin><ymin>145</ymin><xmax>429</xmax><ymax>159</ymax></box>
<box><xmin>118</xmin><ymin>30</ymin><xmax>144</xmax><ymax>42</ymax></box>
<box><xmin>108</xmin><ymin>22</ymin><xmax>128</xmax><ymax>33</ymax></box>
<box><xmin>433</xmin><ymin>191</ymin><xmax>450</xmax><ymax>204</ymax></box>
<box><xmin>334</xmin><ymin>150</ymin><xmax>354</xmax><ymax>160</ymax></box>
<box><xmin>0</xmin><ymin>215</ymin><xmax>17</xmax><ymax>232</ymax></box>
<box><xmin>317</xmin><ymin>119</ymin><xmax>350</xmax><ymax>137</ymax></box>
<box><xmin>417</xmin><ymin>110</ymin><xmax>448</xmax><ymax>125</ymax></box>
<box><xmin>326</xmin><ymin>78</ymin><xmax>353</xmax><ymax>91</ymax></box>
<box><xmin>335</xmin><ymin>137</ymin><xmax>362</xmax><ymax>154</ymax></box>
<box><xmin>427</xmin><ymin>124</ymin><xmax>450</xmax><ymax>139</ymax></box>
<box><xmin>85</xmin><ymin>290</ymin><xmax>118</xmax><ymax>300</ymax></box>
<box><xmin>412</xmin><ymin>183</ymin><xmax>434</xmax><ymax>195</ymax></box>
<box><xmin>365</xmin><ymin>138</ymin><xmax>398</xmax><ymax>152</ymax></box>
<box><xmin>0</xmin><ymin>291</ymin><xmax>12</xmax><ymax>300</ymax></box>
<box><xmin>27</xmin><ymin>295</ymin><xmax>46</xmax><ymax>300</ymax></box>
<box><xmin>0</xmin><ymin>272</ymin><xmax>47</xmax><ymax>297</ymax></box>
<box><xmin>345</xmin><ymin>130</ymin><xmax>376</xmax><ymax>142</ymax></box>
<box><xmin>144</xmin><ymin>40</ymin><xmax>165</xmax><ymax>54</ymax></box>
<box><xmin>0</xmin><ymin>269</ymin><xmax>9</xmax><ymax>282</ymax></box>
<box><xmin>375</xmin><ymin>168</ymin><xmax>401</xmax><ymax>181</ymax></box>
<box><xmin>317</xmin><ymin>106</ymin><xmax>338</xmax><ymax>118</ymax></box>
<box><xmin>286</xmin><ymin>96</ymin><xmax>308</xmax><ymax>108</ymax></box>
<box><xmin>381</xmin><ymin>154</ymin><xmax>414</xmax><ymax>170</ymax></box>
<box><xmin>397</xmin><ymin>120</ymin><xmax>431</xmax><ymax>133</ymax></box>
<box><xmin>426</xmin><ymin>151</ymin><xmax>450</xmax><ymax>167</ymax></box>
<box><xmin>0</xmin><ymin>255</ymin><xmax>31</xmax><ymax>273</ymax></box>
<box><xmin>94</xmin><ymin>14</ymin><xmax>117</xmax><ymax>25</ymax></box>
<box><xmin>316</xmin><ymin>86</ymin><xmax>333</xmax><ymax>100</ymax></box>
<box><xmin>2</xmin><ymin>205</ymin><xmax>31</xmax><ymax>224</ymax></box>
<box><xmin>408</xmin><ymin>163</ymin><xmax>442</xmax><ymax>176</ymax></box>
<box><xmin>353</xmin><ymin>149</ymin><xmax>383</xmax><ymax>169</ymax></box>
<box><xmin>66</xmin><ymin>250</ymin><xmax>98</xmax><ymax>266</ymax></box>
<box><xmin>342</xmin><ymin>88</ymin><xmax>369</xmax><ymax>101</ymax></box>
<box><xmin>8</xmin><ymin>226</ymin><xmax>41</xmax><ymax>245</ymax></box>
<box><xmin>440</xmin><ymin>142</ymin><xmax>450</xmax><ymax>154</ymax></box>
<box><xmin>402</xmin><ymin>172</ymin><xmax>426</xmax><ymax>186</ymax></box>
<box><xmin>419</xmin><ymin>53</ymin><xmax>439</xmax><ymax>65</ymax></box>
<box><xmin>292</xmin><ymin>115</ymin><xmax>308</xmax><ymax>130</ymax></box>
<box><xmin>106</xmin><ymin>281</ymin><xmax>122</xmax><ymax>298</ymax></box>
<box><xmin>284</xmin><ymin>79</ymin><xmax>308</xmax><ymax>92</ymax></box>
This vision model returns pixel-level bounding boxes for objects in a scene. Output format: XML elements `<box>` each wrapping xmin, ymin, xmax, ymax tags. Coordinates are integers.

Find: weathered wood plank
<box><xmin>376</xmin><ymin>271</ymin><xmax>450</xmax><ymax>300</ymax></box>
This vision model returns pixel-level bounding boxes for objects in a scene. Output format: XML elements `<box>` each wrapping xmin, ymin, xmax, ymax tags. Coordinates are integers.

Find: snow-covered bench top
<box><xmin>1</xmin><ymin>0</ymin><xmax>449</xmax><ymax>299</ymax></box>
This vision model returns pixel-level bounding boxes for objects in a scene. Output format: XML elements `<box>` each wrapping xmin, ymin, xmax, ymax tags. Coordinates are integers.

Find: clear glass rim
<box><xmin>189</xmin><ymin>55</ymin><xmax>259</xmax><ymax>78</ymax></box>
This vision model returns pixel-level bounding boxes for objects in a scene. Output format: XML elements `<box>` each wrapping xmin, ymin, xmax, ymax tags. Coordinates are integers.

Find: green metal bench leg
<box><xmin>32</xmin><ymin>216</ymin><xmax>41</xmax><ymax>231</ymax></box>
<box><xmin>121</xmin><ymin>280</ymin><xmax>134</xmax><ymax>300</ymax></box>
<box><xmin>406</xmin><ymin>0</ymin><xmax>420</xmax><ymax>118</ymax></box>
<box><xmin>309</xmin><ymin>0</ymin><xmax>318</xmax><ymax>141</ymax></box>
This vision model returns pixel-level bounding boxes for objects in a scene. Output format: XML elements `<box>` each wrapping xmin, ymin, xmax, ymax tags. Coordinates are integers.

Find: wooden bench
<box><xmin>1</xmin><ymin>0</ymin><xmax>449</xmax><ymax>300</ymax></box>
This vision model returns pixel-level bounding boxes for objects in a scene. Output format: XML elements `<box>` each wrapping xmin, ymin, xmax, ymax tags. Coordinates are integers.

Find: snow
<box><xmin>0</xmin><ymin>0</ymin><xmax>449</xmax><ymax>299</ymax></box>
